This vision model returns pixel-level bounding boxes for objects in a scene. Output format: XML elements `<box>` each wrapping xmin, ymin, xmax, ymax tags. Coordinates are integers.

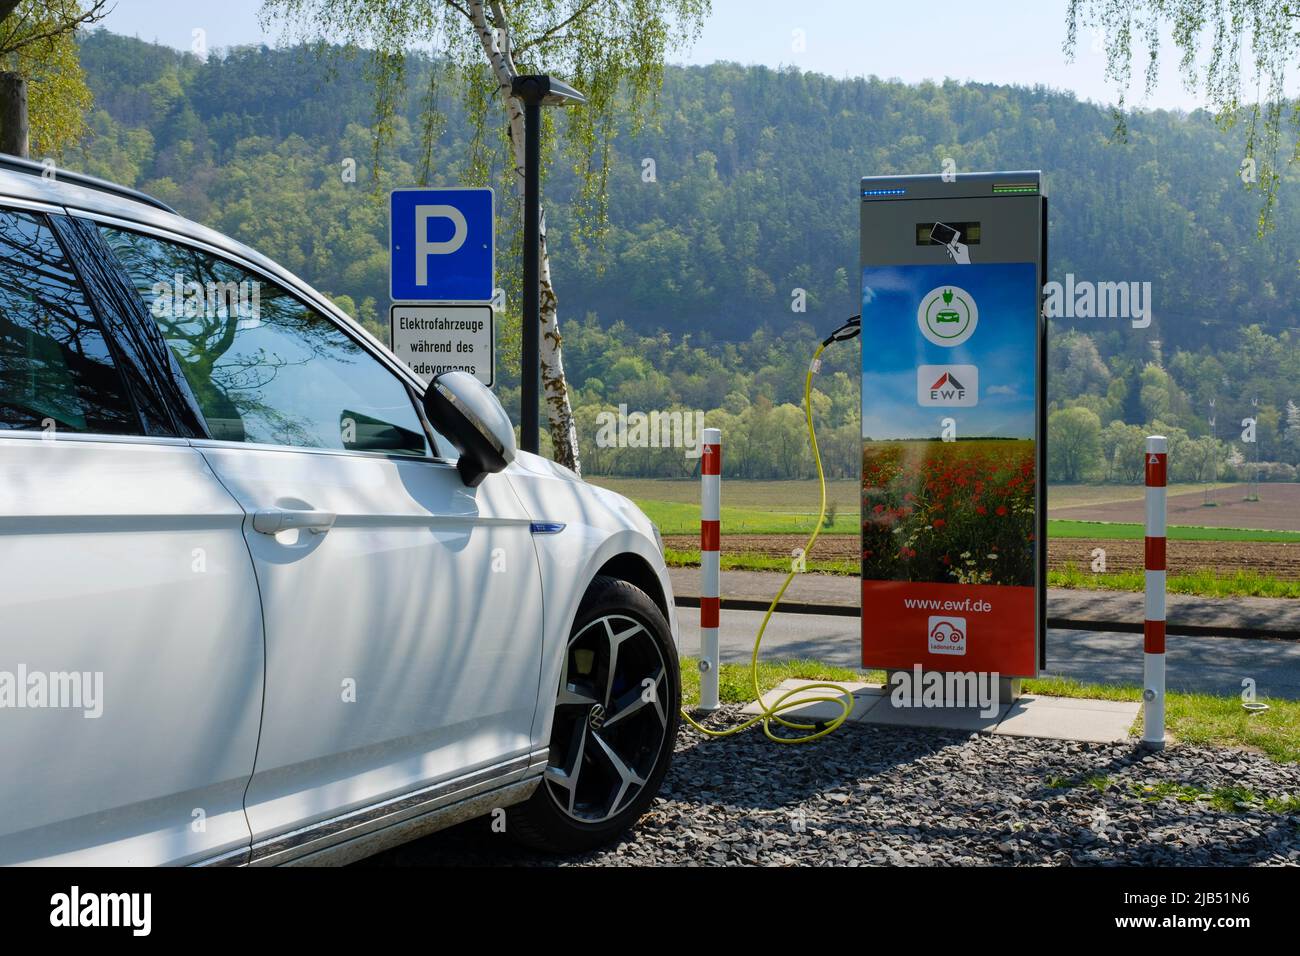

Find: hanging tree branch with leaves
<box><xmin>1065</xmin><ymin>0</ymin><xmax>1300</xmax><ymax>234</ymax></box>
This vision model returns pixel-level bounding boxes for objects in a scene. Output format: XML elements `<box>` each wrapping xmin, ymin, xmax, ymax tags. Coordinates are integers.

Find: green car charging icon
<box><xmin>918</xmin><ymin>285</ymin><xmax>978</xmax><ymax>347</ymax></box>
<box><xmin>935</xmin><ymin>289</ymin><xmax>961</xmax><ymax>323</ymax></box>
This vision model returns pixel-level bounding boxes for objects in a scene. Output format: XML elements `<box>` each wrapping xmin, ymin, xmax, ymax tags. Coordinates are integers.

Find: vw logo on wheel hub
<box><xmin>588</xmin><ymin>704</ymin><xmax>607</xmax><ymax>730</ymax></box>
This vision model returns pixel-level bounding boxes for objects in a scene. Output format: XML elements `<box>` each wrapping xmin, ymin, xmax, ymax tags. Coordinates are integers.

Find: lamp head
<box><xmin>510</xmin><ymin>74</ymin><xmax>587</xmax><ymax>107</ymax></box>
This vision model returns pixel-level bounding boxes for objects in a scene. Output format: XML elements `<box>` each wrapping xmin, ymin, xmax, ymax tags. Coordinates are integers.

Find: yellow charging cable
<box><xmin>680</xmin><ymin>337</ymin><xmax>857</xmax><ymax>743</ymax></box>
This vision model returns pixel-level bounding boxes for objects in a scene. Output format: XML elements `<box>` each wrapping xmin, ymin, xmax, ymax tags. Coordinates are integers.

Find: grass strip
<box><xmin>679</xmin><ymin>657</ymin><xmax>1300</xmax><ymax>762</ymax></box>
<box><xmin>1048</xmin><ymin>519</ymin><xmax>1300</xmax><ymax>543</ymax></box>
<box><xmin>1051</xmin><ymin>564</ymin><xmax>1300</xmax><ymax>599</ymax></box>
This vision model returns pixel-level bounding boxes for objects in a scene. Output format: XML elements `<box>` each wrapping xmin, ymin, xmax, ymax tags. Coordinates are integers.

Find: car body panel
<box><xmin>503</xmin><ymin>452</ymin><xmax>678</xmax><ymax>746</ymax></box>
<box><xmin>195</xmin><ymin>442</ymin><xmax>544</xmax><ymax>846</ymax></box>
<box><xmin>0</xmin><ymin>434</ymin><xmax>263</xmax><ymax>865</ymax></box>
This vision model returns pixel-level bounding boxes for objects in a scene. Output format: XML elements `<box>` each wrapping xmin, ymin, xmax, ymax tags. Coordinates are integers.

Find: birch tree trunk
<box><xmin>0</xmin><ymin>71</ymin><xmax>29</xmax><ymax>158</ymax></box>
<box><xmin>472</xmin><ymin>1</ymin><xmax>582</xmax><ymax>474</ymax></box>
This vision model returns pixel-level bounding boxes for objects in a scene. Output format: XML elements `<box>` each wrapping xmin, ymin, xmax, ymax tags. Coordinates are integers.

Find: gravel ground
<box><xmin>363</xmin><ymin>711</ymin><xmax>1300</xmax><ymax>866</ymax></box>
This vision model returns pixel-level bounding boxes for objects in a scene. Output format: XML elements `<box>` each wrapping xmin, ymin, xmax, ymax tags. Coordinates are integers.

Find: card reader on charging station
<box><xmin>859</xmin><ymin>171</ymin><xmax>1047</xmax><ymax>685</ymax></box>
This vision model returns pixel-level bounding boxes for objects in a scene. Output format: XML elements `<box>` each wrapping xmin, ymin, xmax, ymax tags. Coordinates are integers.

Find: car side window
<box><xmin>0</xmin><ymin>208</ymin><xmax>138</xmax><ymax>434</ymax></box>
<box><xmin>97</xmin><ymin>226</ymin><xmax>430</xmax><ymax>458</ymax></box>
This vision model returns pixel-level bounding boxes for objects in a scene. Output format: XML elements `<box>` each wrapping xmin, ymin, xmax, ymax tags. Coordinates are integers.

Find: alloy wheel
<box><xmin>544</xmin><ymin>613</ymin><xmax>671</xmax><ymax>824</ymax></box>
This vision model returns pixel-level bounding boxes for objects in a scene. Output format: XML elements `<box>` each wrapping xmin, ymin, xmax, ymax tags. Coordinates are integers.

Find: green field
<box><xmin>590</xmin><ymin>478</ymin><xmax>859</xmax><ymax>534</ymax></box>
<box><xmin>663</xmin><ymin>546</ymin><xmax>858</xmax><ymax>575</ymax></box>
<box><xmin>590</xmin><ymin>478</ymin><xmax>1300</xmax><ymax>543</ymax></box>
<box><xmin>590</xmin><ymin>478</ymin><xmax>859</xmax><ymax>509</ymax></box>
<box><xmin>630</xmin><ymin>499</ymin><xmax>852</xmax><ymax>535</ymax></box>
<box><xmin>1048</xmin><ymin>520</ymin><xmax>1300</xmax><ymax>543</ymax></box>
<box><xmin>630</xmin><ymin>501</ymin><xmax>1300</xmax><ymax>544</ymax></box>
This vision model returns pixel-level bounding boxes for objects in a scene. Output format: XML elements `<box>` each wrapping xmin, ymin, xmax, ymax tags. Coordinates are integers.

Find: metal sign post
<box><xmin>511</xmin><ymin>75</ymin><xmax>587</xmax><ymax>454</ymax></box>
<box><xmin>859</xmin><ymin>171</ymin><xmax>1048</xmax><ymax>683</ymax></box>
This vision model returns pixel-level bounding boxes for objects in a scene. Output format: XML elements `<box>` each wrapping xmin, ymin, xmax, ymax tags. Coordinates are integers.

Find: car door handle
<box><xmin>252</xmin><ymin>508</ymin><xmax>337</xmax><ymax>535</ymax></box>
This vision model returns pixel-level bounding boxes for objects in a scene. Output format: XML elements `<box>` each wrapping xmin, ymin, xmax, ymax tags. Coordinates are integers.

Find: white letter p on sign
<box><xmin>415</xmin><ymin>205</ymin><xmax>468</xmax><ymax>285</ymax></box>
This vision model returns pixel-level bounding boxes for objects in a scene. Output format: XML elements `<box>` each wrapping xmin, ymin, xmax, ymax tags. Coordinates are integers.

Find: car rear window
<box><xmin>0</xmin><ymin>208</ymin><xmax>137</xmax><ymax>435</ymax></box>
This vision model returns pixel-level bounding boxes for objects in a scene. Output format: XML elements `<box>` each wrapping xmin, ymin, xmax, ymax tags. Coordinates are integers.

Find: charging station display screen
<box><xmin>861</xmin><ymin>261</ymin><xmax>1039</xmax><ymax>676</ymax></box>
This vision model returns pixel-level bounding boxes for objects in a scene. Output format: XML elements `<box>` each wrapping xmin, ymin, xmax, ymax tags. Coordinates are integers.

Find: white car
<box><xmin>0</xmin><ymin>158</ymin><xmax>680</xmax><ymax>866</ymax></box>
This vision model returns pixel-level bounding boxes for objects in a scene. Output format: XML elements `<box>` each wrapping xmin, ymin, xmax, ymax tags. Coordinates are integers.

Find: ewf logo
<box><xmin>916</xmin><ymin>365</ymin><xmax>978</xmax><ymax>407</ymax></box>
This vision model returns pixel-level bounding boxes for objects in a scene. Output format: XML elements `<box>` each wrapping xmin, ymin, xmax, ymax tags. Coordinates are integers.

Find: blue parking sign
<box><xmin>390</xmin><ymin>187</ymin><xmax>494</xmax><ymax>302</ymax></box>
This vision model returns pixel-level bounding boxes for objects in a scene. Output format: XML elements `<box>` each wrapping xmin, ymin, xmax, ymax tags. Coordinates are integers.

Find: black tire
<box><xmin>509</xmin><ymin>575</ymin><xmax>680</xmax><ymax>853</ymax></box>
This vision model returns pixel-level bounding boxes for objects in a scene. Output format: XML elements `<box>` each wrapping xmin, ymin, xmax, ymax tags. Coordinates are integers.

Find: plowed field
<box><xmin>665</xmin><ymin>533</ymin><xmax>1300</xmax><ymax>578</ymax></box>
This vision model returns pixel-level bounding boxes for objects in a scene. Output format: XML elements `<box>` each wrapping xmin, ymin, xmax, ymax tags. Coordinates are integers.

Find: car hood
<box><xmin>505</xmin><ymin>451</ymin><xmax>655</xmax><ymax>536</ymax></box>
<box><xmin>508</xmin><ymin>449</ymin><xmax>582</xmax><ymax>483</ymax></box>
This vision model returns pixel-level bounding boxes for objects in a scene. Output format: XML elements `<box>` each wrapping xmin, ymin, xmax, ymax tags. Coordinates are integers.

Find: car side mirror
<box><xmin>422</xmin><ymin>371</ymin><xmax>516</xmax><ymax>487</ymax></box>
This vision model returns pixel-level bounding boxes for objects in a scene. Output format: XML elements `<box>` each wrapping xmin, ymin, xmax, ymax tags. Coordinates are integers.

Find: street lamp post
<box><xmin>510</xmin><ymin>74</ymin><xmax>586</xmax><ymax>454</ymax></box>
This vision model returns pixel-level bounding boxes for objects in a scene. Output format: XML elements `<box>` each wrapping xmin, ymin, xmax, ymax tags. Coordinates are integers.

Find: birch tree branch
<box><xmin>513</xmin><ymin>0</ymin><xmax>603</xmax><ymax>57</ymax></box>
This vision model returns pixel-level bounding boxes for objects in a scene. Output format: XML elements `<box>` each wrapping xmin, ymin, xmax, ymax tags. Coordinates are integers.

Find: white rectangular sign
<box><xmin>390</xmin><ymin>304</ymin><xmax>494</xmax><ymax>387</ymax></box>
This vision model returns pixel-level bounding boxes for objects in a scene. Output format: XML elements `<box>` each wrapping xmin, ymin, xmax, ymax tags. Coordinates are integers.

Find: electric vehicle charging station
<box><xmin>859</xmin><ymin>171</ymin><xmax>1047</xmax><ymax>682</ymax></box>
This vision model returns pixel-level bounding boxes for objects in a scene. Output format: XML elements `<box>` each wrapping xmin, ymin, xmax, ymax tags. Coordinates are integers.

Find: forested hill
<box><xmin>62</xmin><ymin>29</ymin><xmax>1300</xmax><ymax>480</ymax></box>
<box><xmin>71</xmin><ymin>28</ymin><xmax>1298</xmax><ymax>357</ymax></box>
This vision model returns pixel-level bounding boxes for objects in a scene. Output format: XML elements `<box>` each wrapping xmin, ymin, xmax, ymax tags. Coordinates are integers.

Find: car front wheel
<box><xmin>510</xmin><ymin>575</ymin><xmax>680</xmax><ymax>852</ymax></box>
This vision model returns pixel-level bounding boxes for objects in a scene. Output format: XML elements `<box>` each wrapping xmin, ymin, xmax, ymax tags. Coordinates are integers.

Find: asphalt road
<box><xmin>677</xmin><ymin>608</ymin><xmax>1300</xmax><ymax>700</ymax></box>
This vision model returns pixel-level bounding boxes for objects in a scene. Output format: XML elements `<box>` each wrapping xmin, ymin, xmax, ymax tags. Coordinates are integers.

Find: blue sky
<box><xmin>97</xmin><ymin>0</ymin><xmax>1265</xmax><ymax>112</ymax></box>
<box><xmin>861</xmin><ymin>262</ymin><xmax>1038</xmax><ymax>441</ymax></box>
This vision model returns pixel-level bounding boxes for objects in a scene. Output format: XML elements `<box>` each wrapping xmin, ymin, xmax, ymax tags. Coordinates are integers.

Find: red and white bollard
<box><xmin>699</xmin><ymin>427</ymin><xmax>722</xmax><ymax>712</ymax></box>
<box><xmin>1143</xmin><ymin>435</ymin><xmax>1167</xmax><ymax>749</ymax></box>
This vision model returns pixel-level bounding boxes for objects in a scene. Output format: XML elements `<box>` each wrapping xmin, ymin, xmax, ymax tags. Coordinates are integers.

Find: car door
<box><xmin>0</xmin><ymin>203</ymin><xmax>263</xmax><ymax>866</ymax></box>
<box><xmin>95</xmin><ymin>223</ymin><xmax>545</xmax><ymax>858</ymax></box>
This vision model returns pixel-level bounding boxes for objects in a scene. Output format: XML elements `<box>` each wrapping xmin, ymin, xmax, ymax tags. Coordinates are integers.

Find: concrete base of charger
<box><xmin>740</xmin><ymin>679</ymin><xmax>1141</xmax><ymax>744</ymax></box>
